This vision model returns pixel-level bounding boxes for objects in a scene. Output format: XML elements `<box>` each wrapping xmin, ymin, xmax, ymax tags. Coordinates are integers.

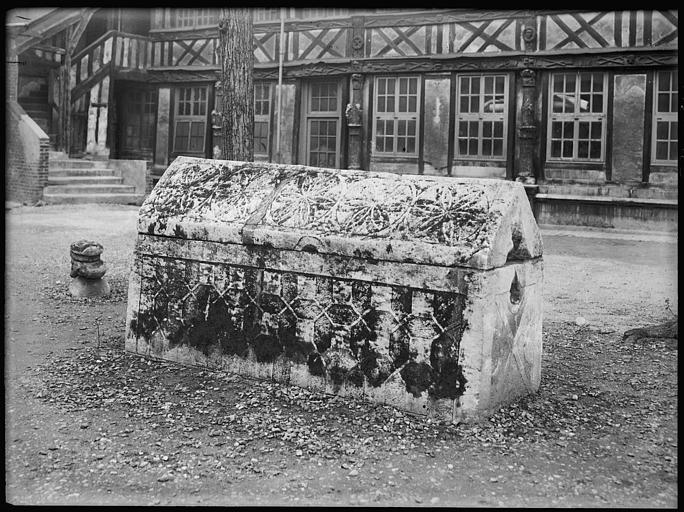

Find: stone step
<box><xmin>49</xmin><ymin>159</ymin><xmax>109</xmax><ymax>169</ymax></box>
<box><xmin>533</xmin><ymin>193</ymin><xmax>678</xmax><ymax>232</ymax></box>
<box><xmin>49</xmin><ymin>151</ymin><xmax>69</xmax><ymax>160</ymax></box>
<box><xmin>48</xmin><ymin>168</ymin><xmax>118</xmax><ymax>177</ymax></box>
<box><xmin>42</xmin><ymin>192</ymin><xmax>145</xmax><ymax>205</ymax></box>
<box><xmin>47</xmin><ymin>176</ymin><xmax>124</xmax><ymax>186</ymax></box>
<box><xmin>19</xmin><ymin>100</ymin><xmax>49</xmax><ymax>111</ymax></box>
<box><xmin>539</xmin><ymin>183</ymin><xmax>678</xmax><ymax>201</ymax></box>
<box><xmin>43</xmin><ymin>184</ymin><xmax>136</xmax><ymax>195</ymax></box>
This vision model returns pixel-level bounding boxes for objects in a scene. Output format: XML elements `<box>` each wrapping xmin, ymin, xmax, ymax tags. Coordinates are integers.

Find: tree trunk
<box><xmin>217</xmin><ymin>8</ymin><xmax>254</xmax><ymax>162</ymax></box>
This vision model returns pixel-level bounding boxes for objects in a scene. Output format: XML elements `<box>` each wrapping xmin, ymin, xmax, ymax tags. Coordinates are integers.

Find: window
<box><xmin>547</xmin><ymin>72</ymin><xmax>607</xmax><ymax>161</ymax></box>
<box><xmin>254</xmin><ymin>82</ymin><xmax>272</xmax><ymax>158</ymax></box>
<box><xmin>652</xmin><ymin>70</ymin><xmax>678</xmax><ymax>163</ymax></box>
<box><xmin>254</xmin><ymin>9</ymin><xmax>282</xmax><ymax>22</ymax></box>
<box><xmin>455</xmin><ymin>74</ymin><xmax>509</xmax><ymax>160</ymax></box>
<box><xmin>295</xmin><ymin>8</ymin><xmax>348</xmax><ymax>19</ymax></box>
<box><xmin>174</xmin><ymin>86</ymin><xmax>208</xmax><ymax>154</ymax></box>
<box><xmin>374</xmin><ymin>76</ymin><xmax>420</xmax><ymax>156</ymax></box>
<box><xmin>165</xmin><ymin>9</ymin><xmax>218</xmax><ymax>29</ymax></box>
<box><xmin>305</xmin><ymin>81</ymin><xmax>341</xmax><ymax>168</ymax></box>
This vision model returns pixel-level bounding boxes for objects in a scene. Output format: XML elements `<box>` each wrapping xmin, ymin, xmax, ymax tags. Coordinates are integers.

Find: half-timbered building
<box><xmin>6</xmin><ymin>8</ymin><xmax>678</xmax><ymax>229</ymax></box>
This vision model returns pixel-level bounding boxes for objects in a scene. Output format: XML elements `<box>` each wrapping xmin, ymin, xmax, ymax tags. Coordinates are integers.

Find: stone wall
<box><xmin>6</xmin><ymin>102</ymin><xmax>50</xmax><ymax>204</ymax></box>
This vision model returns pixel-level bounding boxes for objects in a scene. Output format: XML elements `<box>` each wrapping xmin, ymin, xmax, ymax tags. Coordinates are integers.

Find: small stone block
<box><xmin>69</xmin><ymin>276</ymin><xmax>111</xmax><ymax>298</ymax></box>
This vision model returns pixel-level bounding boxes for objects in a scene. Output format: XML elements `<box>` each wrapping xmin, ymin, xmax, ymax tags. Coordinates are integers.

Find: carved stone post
<box><xmin>516</xmin><ymin>68</ymin><xmax>537</xmax><ymax>184</ymax></box>
<box><xmin>211</xmin><ymin>80</ymin><xmax>223</xmax><ymax>159</ymax></box>
<box><xmin>69</xmin><ymin>240</ymin><xmax>110</xmax><ymax>297</ymax></box>
<box><xmin>346</xmin><ymin>73</ymin><xmax>364</xmax><ymax>169</ymax></box>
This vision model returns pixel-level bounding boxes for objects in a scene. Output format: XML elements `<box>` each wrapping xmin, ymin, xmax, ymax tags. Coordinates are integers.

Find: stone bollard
<box><xmin>69</xmin><ymin>240</ymin><xmax>111</xmax><ymax>297</ymax></box>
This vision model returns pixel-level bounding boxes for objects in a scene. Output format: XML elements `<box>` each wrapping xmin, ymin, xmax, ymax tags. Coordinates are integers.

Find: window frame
<box><xmin>155</xmin><ymin>9</ymin><xmax>219</xmax><ymax>30</ymax></box>
<box><xmin>372</xmin><ymin>75</ymin><xmax>421</xmax><ymax>158</ymax></box>
<box><xmin>172</xmin><ymin>85</ymin><xmax>210</xmax><ymax>156</ymax></box>
<box><xmin>651</xmin><ymin>70</ymin><xmax>678</xmax><ymax>165</ymax></box>
<box><xmin>254</xmin><ymin>81</ymin><xmax>273</xmax><ymax>159</ymax></box>
<box><xmin>303</xmin><ymin>79</ymin><xmax>343</xmax><ymax>169</ymax></box>
<box><xmin>546</xmin><ymin>71</ymin><xmax>608</xmax><ymax>163</ymax></box>
<box><xmin>453</xmin><ymin>73</ymin><xmax>510</xmax><ymax>162</ymax></box>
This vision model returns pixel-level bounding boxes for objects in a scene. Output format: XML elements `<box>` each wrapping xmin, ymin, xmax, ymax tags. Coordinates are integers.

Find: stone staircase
<box><xmin>44</xmin><ymin>151</ymin><xmax>145</xmax><ymax>205</ymax></box>
<box><xmin>18</xmin><ymin>81</ymin><xmax>57</xmax><ymax>147</ymax></box>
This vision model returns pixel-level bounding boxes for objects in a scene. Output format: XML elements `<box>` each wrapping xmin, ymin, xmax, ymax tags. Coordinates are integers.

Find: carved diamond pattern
<box><xmin>138</xmin><ymin>256</ymin><xmax>465</xmax><ymax>391</ymax></box>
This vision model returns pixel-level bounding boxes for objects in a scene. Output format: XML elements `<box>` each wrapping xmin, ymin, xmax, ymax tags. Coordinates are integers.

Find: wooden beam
<box><xmin>30</xmin><ymin>43</ymin><xmax>66</xmax><ymax>55</ymax></box>
<box><xmin>68</xmin><ymin>8</ymin><xmax>97</xmax><ymax>53</ymax></box>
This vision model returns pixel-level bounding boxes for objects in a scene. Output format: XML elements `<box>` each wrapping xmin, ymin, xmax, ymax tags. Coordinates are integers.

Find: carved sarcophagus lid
<box><xmin>126</xmin><ymin>157</ymin><xmax>543</xmax><ymax>423</ymax></box>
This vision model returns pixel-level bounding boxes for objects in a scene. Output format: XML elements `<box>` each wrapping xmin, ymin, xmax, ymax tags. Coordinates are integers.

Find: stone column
<box><xmin>516</xmin><ymin>68</ymin><xmax>537</xmax><ymax>184</ymax></box>
<box><xmin>346</xmin><ymin>73</ymin><xmax>364</xmax><ymax>169</ymax></box>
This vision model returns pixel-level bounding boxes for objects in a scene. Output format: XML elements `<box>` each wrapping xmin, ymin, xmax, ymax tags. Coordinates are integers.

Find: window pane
<box><xmin>409</xmin><ymin>78</ymin><xmax>417</xmax><ymax>94</ymax></box>
<box><xmin>580</xmin><ymin>73</ymin><xmax>592</xmax><ymax>93</ymax></box>
<box><xmin>563</xmin><ymin>122</ymin><xmax>574</xmax><ymax>138</ymax></box>
<box><xmin>656</xmin><ymin>121</ymin><xmax>669</xmax><ymax>139</ymax></box>
<box><xmin>578</xmin><ymin>122</ymin><xmax>589</xmax><ymax>139</ymax></box>
<box><xmin>590</xmin><ymin>122</ymin><xmax>602</xmax><ymax>140</ymax></box>
<box><xmin>378</xmin><ymin>79</ymin><xmax>386</xmax><ymax>95</ymax></box>
<box><xmin>657</xmin><ymin>72</ymin><xmax>670</xmax><ymax>91</ymax></box>
<box><xmin>551</xmin><ymin>122</ymin><xmax>562</xmax><ymax>138</ymax></box>
<box><xmin>578</xmin><ymin>140</ymin><xmax>589</xmax><ymax>159</ymax></box>
<box><xmin>592</xmin><ymin>94</ymin><xmax>603</xmax><ymax>113</ymax></box>
<box><xmin>493</xmin><ymin>121</ymin><xmax>503</xmax><ymax>138</ymax></box>
<box><xmin>657</xmin><ymin>93</ymin><xmax>670</xmax><ymax>113</ymax></box>
<box><xmin>386</xmin><ymin>96</ymin><xmax>395</xmax><ymax>112</ymax></box>
<box><xmin>460</xmin><ymin>96</ymin><xmax>469</xmax><ymax>113</ymax></box>
<box><xmin>484</xmin><ymin>76</ymin><xmax>494</xmax><ymax>94</ymax></box>
<box><xmin>493</xmin><ymin>139</ymin><xmax>503</xmax><ymax>156</ymax></box>
<box><xmin>551</xmin><ymin>140</ymin><xmax>561</xmax><ymax>157</ymax></box>
<box><xmin>483</xmin><ymin>122</ymin><xmax>492</xmax><ymax>138</ymax></box>
<box><xmin>562</xmin><ymin>141</ymin><xmax>573</xmax><ymax>158</ymax></box>
<box><xmin>482</xmin><ymin>139</ymin><xmax>492</xmax><ymax>156</ymax></box>
<box><xmin>459</xmin><ymin>139</ymin><xmax>468</xmax><ymax>155</ymax></box>
<box><xmin>174</xmin><ymin>121</ymin><xmax>189</xmax><ymax>151</ymax></box>
<box><xmin>408</xmin><ymin>96</ymin><xmax>417</xmax><ymax>112</ymax></box>
<box><xmin>589</xmin><ymin>141</ymin><xmax>601</xmax><ymax>159</ymax></box>
<box><xmin>656</xmin><ymin>141</ymin><xmax>668</xmax><ymax>160</ymax></box>
<box><xmin>399</xmin><ymin>96</ymin><xmax>407</xmax><ymax>112</ymax></box>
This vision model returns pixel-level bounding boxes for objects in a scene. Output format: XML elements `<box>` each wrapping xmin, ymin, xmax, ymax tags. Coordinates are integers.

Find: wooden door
<box><xmin>118</xmin><ymin>85</ymin><xmax>157</xmax><ymax>160</ymax></box>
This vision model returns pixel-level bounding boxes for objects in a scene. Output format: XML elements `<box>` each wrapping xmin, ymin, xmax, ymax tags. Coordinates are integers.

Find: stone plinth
<box><xmin>125</xmin><ymin>157</ymin><xmax>544</xmax><ymax>423</ymax></box>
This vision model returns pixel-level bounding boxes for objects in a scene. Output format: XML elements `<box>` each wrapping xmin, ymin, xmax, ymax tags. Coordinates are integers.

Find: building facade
<box><xmin>8</xmin><ymin>8</ymin><xmax>679</xmax><ymax>227</ymax></box>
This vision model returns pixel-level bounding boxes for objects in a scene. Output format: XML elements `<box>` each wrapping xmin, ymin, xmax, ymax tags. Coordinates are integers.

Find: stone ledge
<box><xmin>535</xmin><ymin>193</ymin><xmax>678</xmax><ymax>208</ymax></box>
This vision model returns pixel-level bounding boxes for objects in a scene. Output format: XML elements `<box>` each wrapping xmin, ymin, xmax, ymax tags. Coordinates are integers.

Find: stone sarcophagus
<box><xmin>125</xmin><ymin>157</ymin><xmax>543</xmax><ymax>422</ymax></box>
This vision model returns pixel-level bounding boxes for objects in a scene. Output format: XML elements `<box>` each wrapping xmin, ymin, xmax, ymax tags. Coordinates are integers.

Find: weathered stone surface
<box><xmin>69</xmin><ymin>276</ymin><xmax>111</xmax><ymax>297</ymax></box>
<box><xmin>126</xmin><ymin>157</ymin><xmax>544</xmax><ymax>422</ymax></box>
<box><xmin>70</xmin><ymin>240</ymin><xmax>107</xmax><ymax>279</ymax></box>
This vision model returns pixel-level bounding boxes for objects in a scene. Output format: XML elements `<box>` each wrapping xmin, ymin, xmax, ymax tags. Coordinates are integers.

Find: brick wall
<box><xmin>7</xmin><ymin>102</ymin><xmax>50</xmax><ymax>204</ymax></box>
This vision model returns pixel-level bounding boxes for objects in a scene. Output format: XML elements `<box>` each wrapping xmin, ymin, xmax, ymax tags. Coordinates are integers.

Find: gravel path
<box><xmin>5</xmin><ymin>204</ymin><xmax>678</xmax><ymax>507</ymax></box>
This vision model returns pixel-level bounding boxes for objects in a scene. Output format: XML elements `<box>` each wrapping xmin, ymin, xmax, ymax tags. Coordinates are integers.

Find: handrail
<box><xmin>72</xmin><ymin>30</ymin><xmax>152</xmax><ymax>63</ymax></box>
<box><xmin>72</xmin><ymin>29</ymin><xmax>117</xmax><ymax>63</ymax></box>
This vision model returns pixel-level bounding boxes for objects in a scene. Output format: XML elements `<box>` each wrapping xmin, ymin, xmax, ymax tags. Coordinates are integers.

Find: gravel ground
<box><xmin>5</xmin><ymin>203</ymin><xmax>678</xmax><ymax>507</ymax></box>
